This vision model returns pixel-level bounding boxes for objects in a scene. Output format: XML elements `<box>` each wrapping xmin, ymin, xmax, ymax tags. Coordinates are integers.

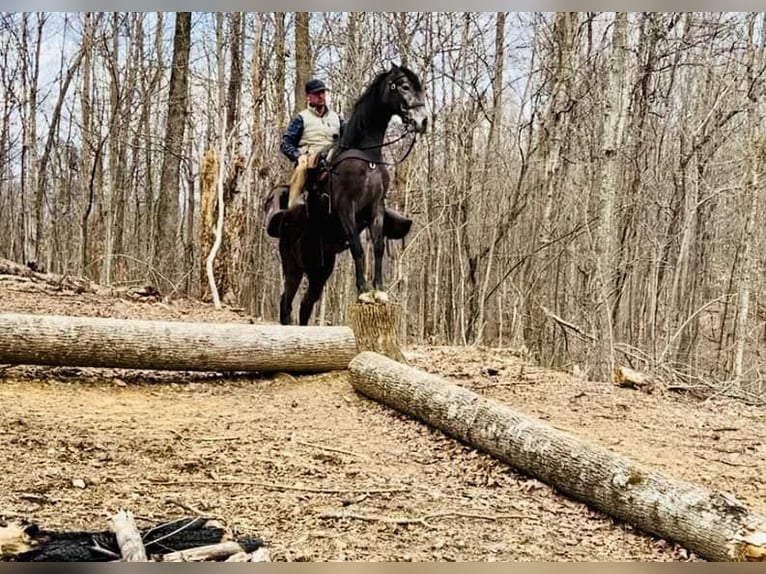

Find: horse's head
<box><xmin>384</xmin><ymin>64</ymin><xmax>428</xmax><ymax>134</ymax></box>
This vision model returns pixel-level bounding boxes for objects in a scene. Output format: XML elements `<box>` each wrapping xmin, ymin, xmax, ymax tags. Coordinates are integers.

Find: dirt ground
<box><xmin>0</xmin><ymin>279</ymin><xmax>764</xmax><ymax>562</ymax></box>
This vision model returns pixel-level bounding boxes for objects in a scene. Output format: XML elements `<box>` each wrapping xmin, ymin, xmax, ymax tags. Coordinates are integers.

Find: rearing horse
<box><xmin>266</xmin><ymin>64</ymin><xmax>427</xmax><ymax>325</ymax></box>
<box><xmin>330</xmin><ymin>64</ymin><xmax>428</xmax><ymax>305</ymax></box>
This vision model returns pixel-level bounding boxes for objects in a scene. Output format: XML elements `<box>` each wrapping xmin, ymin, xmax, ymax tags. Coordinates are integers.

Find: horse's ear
<box><xmin>390</xmin><ymin>62</ymin><xmax>400</xmax><ymax>71</ymax></box>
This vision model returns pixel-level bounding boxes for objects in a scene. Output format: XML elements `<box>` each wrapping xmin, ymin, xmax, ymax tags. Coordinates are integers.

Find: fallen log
<box><xmin>0</xmin><ymin>257</ymin><xmax>101</xmax><ymax>294</ymax></box>
<box><xmin>0</xmin><ymin>312</ymin><xmax>357</xmax><ymax>373</ymax></box>
<box><xmin>348</xmin><ymin>351</ymin><xmax>766</xmax><ymax>562</ymax></box>
<box><xmin>613</xmin><ymin>365</ymin><xmax>655</xmax><ymax>393</ymax></box>
<box><xmin>161</xmin><ymin>540</ymin><xmax>261</xmax><ymax>562</ymax></box>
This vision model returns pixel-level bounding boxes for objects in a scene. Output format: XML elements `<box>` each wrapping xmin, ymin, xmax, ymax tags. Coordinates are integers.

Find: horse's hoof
<box><xmin>373</xmin><ymin>290</ymin><xmax>389</xmax><ymax>303</ymax></box>
<box><xmin>358</xmin><ymin>292</ymin><xmax>375</xmax><ymax>304</ymax></box>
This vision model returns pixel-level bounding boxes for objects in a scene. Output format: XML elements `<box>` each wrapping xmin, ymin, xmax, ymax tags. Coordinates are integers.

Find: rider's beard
<box><xmin>309</xmin><ymin>101</ymin><xmax>326</xmax><ymax>114</ymax></box>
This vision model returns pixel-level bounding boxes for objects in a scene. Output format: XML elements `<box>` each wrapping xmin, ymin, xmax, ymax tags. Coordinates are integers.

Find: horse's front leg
<box><xmin>370</xmin><ymin>205</ymin><xmax>388</xmax><ymax>303</ymax></box>
<box><xmin>349</xmin><ymin>231</ymin><xmax>371</xmax><ymax>302</ymax></box>
<box><xmin>339</xmin><ymin>210</ymin><xmax>370</xmax><ymax>301</ymax></box>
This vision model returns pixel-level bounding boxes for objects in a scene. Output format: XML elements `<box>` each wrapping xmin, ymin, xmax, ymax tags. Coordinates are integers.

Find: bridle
<box><xmin>333</xmin><ymin>74</ymin><xmax>424</xmax><ymax>167</ymax></box>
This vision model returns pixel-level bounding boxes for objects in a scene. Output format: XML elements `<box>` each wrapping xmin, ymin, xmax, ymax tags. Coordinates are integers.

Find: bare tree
<box><xmin>154</xmin><ymin>11</ymin><xmax>191</xmax><ymax>282</ymax></box>
<box><xmin>293</xmin><ymin>12</ymin><xmax>311</xmax><ymax>116</ymax></box>
<box><xmin>593</xmin><ymin>12</ymin><xmax>628</xmax><ymax>378</ymax></box>
<box><xmin>226</xmin><ymin>12</ymin><xmax>244</xmax><ymax>136</ymax></box>
<box><xmin>731</xmin><ymin>13</ymin><xmax>766</xmax><ymax>383</ymax></box>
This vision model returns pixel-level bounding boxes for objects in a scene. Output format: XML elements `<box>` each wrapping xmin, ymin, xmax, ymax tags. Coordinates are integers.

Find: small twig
<box><xmin>318</xmin><ymin>510</ymin><xmax>526</xmax><ymax>527</ymax></box>
<box><xmin>19</xmin><ymin>493</ymin><xmax>52</xmax><ymax>503</ymax></box>
<box><xmin>692</xmin><ymin>452</ymin><xmax>756</xmax><ymax>468</ymax></box>
<box><xmin>164</xmin><ymin>498</ymin><xmax>212</xmax><ymax>518</ymax></box>
<box><xmin>197</xmin><ymin>435</ymin><xmax>243</xmax><ymax>442</ymax></box>
<box><xmin>711</xmin><ymin>446</ymin><xmax>745</xmax><ymax>454</ymax></box>
<box><xmin>168</xmin><ymin>430</ymin><xmax>243</xmax><ymax>442</ymax></box>
<box><xmin>473</xmin><ymin>380</ymin><xmax>540</xmax><ymax>390</ymax></box>
<box><xmin>150</xmin><ymin>478</ymin><xmax>408</xmax><ymax>494</ymax></box>
<box><xmin>89</xmin><ymin>541</ymin><xmax>121</xmax><ymax>560</ymax></box>
<box><xmin>143</xmin><ymin>517</ymin><xmax>207</xmax><ymax>548</ymax></box>
<box><xmin>294</xmin><ymin>439</ymin><xmax>366</xmax><ymax>459</ymax></box>
<box><xmin>540</xmin><ymin>305</ymin><xmax>595</xmax><ymax>341</ymax></box>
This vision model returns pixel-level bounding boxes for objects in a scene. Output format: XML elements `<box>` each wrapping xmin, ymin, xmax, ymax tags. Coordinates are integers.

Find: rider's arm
<box><xmin>280</xmin><ymin>115</ymin><xmax>304</xmax><ymax>163</ymax></box>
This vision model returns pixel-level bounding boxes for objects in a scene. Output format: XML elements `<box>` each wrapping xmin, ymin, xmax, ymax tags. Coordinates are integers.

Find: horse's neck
<box><xmin>342</xmin><ymin>111</ymin><xmax>392</xmax><ymax>157</ymax></box>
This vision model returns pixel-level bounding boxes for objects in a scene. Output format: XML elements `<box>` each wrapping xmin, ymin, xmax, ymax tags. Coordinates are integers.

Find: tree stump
<box><xmin>347</xmin><ymin>302</ymin><xmax>407</xmax><ymax>364</ymax></box>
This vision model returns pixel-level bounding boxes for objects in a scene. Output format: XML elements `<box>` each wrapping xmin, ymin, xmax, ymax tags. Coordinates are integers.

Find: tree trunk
<box><xmin>273</xmin><ymin>13</ymin><xmax>287</xmax><ymax>130</ymax></box>
<box><xmin>732</xmin><ymin>13</ymin><xmax>765</xmax><ymax>383</ymax></box>
<box><xmin>226</xmin><ymin>12</ymin><xmax>243</xmax><ymax>136</ymax></box>
<box><xmin>474</xmin><ymin>11</ymin><xmax>506</xmax><ymax>344</ymax></box>
<box><xmin>293</xmin><ymin>12</ymin><xmax>311</xmax><ymax>117</ymax></box>
<box><xmin>539</xmin><ymin>12</ymin><xmax>576</xmax><ymax>244</ymax></box>
<box><xmin>154</xmin><ymin>12</ymin><xmax>191</xmax><ymax>278</ymax></box>
<box><xmin>199</xmin><ymin>149</ymin><xmax>219</xmax><ymax>298</ymax></box>
<box><xmin>29</xmin><ymin>14</ymin><xmax>45</xmax><ymax>265</ymax></box>
<box><xmin>349</xmin><ymin>351</ymin><xmax>766</xmax><ymax>563</ymax></box>
<box><xmin>20</xmin><ymin>14</ymin><xmax>38</xmax><ymax>265</ymax></box>
<box><xmin>78</xmin><ymin>12</ymin><xmax>95</xmax><ymax>275</ymax></box>
<box><xmin>0</xmin><ymin>312</ymin><xmax>357</xmax><ymax>373</ymax></box>
<box><xmin>593</xmin><ymin>11</ymin><xmax>628</xmax><ymax>379</ymax></box>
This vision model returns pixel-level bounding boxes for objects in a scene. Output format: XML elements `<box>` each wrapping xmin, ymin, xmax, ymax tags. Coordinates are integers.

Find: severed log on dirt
<box><xmin>347</xmin><ymin>302</ymin><xmax>407</xmax><ymax>364</ymax></box>
<box><xmin>348</xmin><ymin>351</ymin><xmax>766</xmax><ymax>562</ymax></box>
<box><xmin>0</xmin><ymin>257</ymin><xmax>101</xmax><ymax>294</ymax></box>
<box><xmin>109</xmin><ymin>510</ymin><xmax>147</xmax><ymax>561</ymax></box>
<box><xmin>0</xmin><ymin>312</ymin><xmax>357</xmax><ymax>373</ymax></box>
<box><xmin>161</xmin><ymin>540</ymin><xmax>261</xmax><ymax>562</ymax></box>
<box><xmin>3</xmin><ymin>517</ymin><xmax>245</xmax><ymax>562</ymax></box>
<box><xmin>613</xmin><ymin>365</ymin><xmax>655</xmax><ymax>393</ymax></box>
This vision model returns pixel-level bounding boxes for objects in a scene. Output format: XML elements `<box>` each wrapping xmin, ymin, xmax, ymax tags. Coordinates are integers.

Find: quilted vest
<box><xmin>298</xmin><ymin>107</ymin><xmax>341</xmax><ymax>154</ymax></box>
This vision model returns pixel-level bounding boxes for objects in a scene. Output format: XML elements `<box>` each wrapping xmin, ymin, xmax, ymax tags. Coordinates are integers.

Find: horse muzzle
<box><xmin>406</xmin><ymin>109</ymin><xmax>429</xmax><ymax>134</ymax></box>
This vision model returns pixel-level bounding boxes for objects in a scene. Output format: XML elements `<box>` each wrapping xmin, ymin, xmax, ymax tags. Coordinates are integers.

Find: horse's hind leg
<box><xmin>279</xmin><ymin>270</ymin><xmax>302</xmax><ymax>325</ymax></box>
<box><xmin>370</xmin><ymin>203</ymin><xmax>388</xmax><ymax>303</ymax></box>
<box><xmin>299</xmin><ymin>256</ymin><xmax>335</xmax><ymax>326</ymax></box>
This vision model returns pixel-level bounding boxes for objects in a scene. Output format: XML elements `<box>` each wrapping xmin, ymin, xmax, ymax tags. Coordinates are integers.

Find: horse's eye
<box><xmin>401</xmin><ymin>84</ymin><xmax>411</xmax><ymax>92</ymax></box>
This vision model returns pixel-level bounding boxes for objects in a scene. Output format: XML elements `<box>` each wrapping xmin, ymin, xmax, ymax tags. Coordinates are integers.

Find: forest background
<box><xmin>0</xmin><ymin>12</ymin><xmax>764</xmax><ymax>400</ymax></box>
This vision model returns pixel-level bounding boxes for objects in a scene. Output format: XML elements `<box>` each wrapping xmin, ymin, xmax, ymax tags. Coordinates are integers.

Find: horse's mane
<box><xmin>337</xmin><ymin>65</ymin><xmax>421</xmax><ymax>151</ymax></box>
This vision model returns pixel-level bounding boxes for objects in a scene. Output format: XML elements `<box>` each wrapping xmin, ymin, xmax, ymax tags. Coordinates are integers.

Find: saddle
<box><xmin>263</xmin><ymin>184</ymin><xmax>412</xmax><ymax>242</ymax></box>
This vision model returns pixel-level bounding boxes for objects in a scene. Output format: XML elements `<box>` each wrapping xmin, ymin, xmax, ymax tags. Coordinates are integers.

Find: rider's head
<box><xmin>305</xmin><ymin>78</ymin><xmax>328</xmax><ymax>112</ymax></box>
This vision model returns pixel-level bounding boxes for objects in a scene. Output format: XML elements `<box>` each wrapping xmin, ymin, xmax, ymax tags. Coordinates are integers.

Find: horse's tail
<box><xmin>264</xmin><ymin>185</ymin><xmax>289</xmax><ymax>238</ymax></box>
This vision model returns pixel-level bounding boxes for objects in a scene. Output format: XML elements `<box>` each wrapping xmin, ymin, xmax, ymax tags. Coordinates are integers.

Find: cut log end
<box><xmin>730</xmin><ymin>528</ymin><xmax>766</xmax><ymax>561</ymax></box>
<box><xmin>613</xmin><ymin>365</ymin><xmax>655</xmax><ymax>393</ymax></box>
<box><xmin>347</xmin><ymin>302</ymin><xmax>407</xmax><ymax>364</ymax></box>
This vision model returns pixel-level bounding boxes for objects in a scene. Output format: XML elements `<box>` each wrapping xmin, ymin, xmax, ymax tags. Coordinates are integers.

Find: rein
<box><xmin>331</xmin><ymin>130</ymin><xmax>418</xmax><ymax>170</ymax></box>
<box><xmin>339</xmin><ymin>124</ymin><xmax>414</xmax><ymax>152</ymax></box>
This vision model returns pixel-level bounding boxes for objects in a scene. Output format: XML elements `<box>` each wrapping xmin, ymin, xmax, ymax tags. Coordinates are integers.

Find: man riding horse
<box><xmin>280</xmin><ymin>78</ymin><xmax>344</xmax><ymax>209</ymax></box>
<box><xmin>267</xmin><ymin>65</ymin><xmax>426</xmax><ymax>324</ymax></box>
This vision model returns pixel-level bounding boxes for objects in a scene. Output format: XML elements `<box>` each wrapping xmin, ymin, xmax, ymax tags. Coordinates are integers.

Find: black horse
<box><xmin>265</xmin><ymin>64</ymin><xmax>428</xmax><ymax>325</ymax></box>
